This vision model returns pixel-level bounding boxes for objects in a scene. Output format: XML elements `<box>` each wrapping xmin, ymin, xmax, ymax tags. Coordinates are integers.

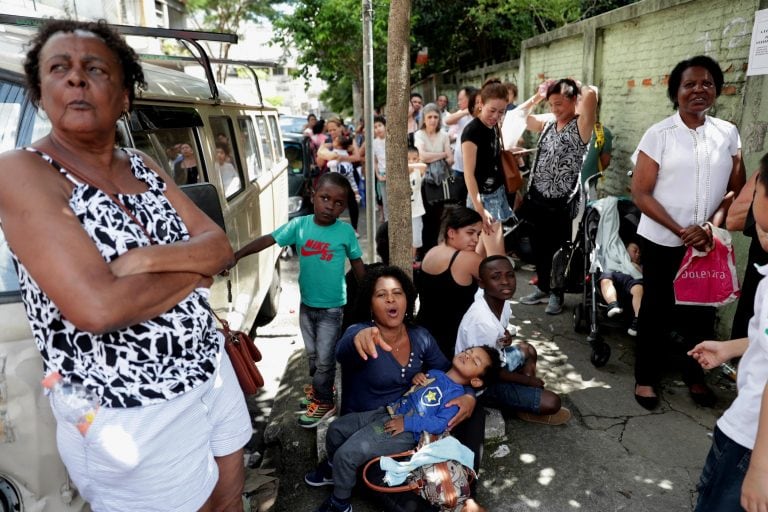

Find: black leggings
<box><xmin>523</xmin><ymin>197</ymin><xmax>571</xmax><ymax>294</ymax></box>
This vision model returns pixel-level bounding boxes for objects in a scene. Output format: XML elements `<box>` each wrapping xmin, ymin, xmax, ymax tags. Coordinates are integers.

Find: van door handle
<box><xmin>227</xmin><ymin>279</ymin><xmax>232</xmax><ymax>303</ymax></box>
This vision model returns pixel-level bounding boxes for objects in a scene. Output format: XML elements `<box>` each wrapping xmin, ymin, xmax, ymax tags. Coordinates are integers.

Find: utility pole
<box><xmin>362</xmin><ymin>0</ymin><xmax>376</xmax><ymax>261</ymax></box>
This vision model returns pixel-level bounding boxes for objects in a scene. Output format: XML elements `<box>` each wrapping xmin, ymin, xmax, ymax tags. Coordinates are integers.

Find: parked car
<box><xmin>278</xmin><ymin>114</ymin><xmax>307</xmax><ymax>136</ymax></box>
<box><xmin>283</xmin><ymin>132</ymin><xmax>314</xmax><ymax>219</ymax></box>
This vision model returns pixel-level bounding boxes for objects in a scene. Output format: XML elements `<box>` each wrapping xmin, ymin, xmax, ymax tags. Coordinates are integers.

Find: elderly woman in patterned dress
<box><xmin>0</xmin><ymin>19</ymin><xmax>248</xmax><ymax>511</ymax></box>
<box><xmin>518</xmin><ymin>78</ymin><xmax>597</xmax><ymax>315</ymax></box>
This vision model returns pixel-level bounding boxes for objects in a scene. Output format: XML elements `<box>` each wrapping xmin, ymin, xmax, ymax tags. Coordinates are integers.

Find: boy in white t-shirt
<box><xmin>372</xmin><ymin>116</ymin><xmax>388</xmax><ymax>221</ymax></box>
<box><xmin>456</xmin><ymin>255</ymin><xmax>571</xmax><ymax>425</ymax></box>
<box><xmin>407</xmin><ymin>146</ymin><xmax>426</xmax><ymax>262</ymax></box>
<box><xmin>688</xmin><ymin>154</ymin><xmax>768</xmax><ymax>510</ymax></box>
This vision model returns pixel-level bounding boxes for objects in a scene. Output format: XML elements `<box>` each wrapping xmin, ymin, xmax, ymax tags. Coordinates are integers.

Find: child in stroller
<box><xmin>569</xmin><ymin>195</ymin><xmax>641</xmax><ymax>366</ymax></box>
<box><xmin>598</xmin><ymin>240</ymin><xmax>643</xmax><ymax>336</ymax></box>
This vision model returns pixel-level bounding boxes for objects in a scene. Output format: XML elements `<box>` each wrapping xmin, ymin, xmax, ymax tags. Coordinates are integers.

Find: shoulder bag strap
<box><xmin>362</xmin><ymin>452</ymin><xmax>421</xmax><ymax>494</ymax></box>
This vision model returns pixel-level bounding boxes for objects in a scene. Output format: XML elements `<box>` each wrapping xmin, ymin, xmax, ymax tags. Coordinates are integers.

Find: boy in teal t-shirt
<box><xmin>235</xmin><ymin>173</ymin><xmax>366</xmax><ymax>427</ymax></box>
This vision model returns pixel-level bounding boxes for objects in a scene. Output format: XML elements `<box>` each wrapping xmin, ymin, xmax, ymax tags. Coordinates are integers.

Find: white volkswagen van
<box><xmin>0</xmin><ymin>21</ymin><xmax>286</xmax><ymax>511</ymax></box>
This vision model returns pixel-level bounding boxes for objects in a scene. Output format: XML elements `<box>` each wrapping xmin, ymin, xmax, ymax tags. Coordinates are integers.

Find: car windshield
<box><xmin>279</xmin><ymin>115</ymin><xmax>306</xmax><ymax>135</ymax></box>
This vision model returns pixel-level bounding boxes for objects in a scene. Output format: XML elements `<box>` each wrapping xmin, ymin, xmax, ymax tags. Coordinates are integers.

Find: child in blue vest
<box><xmin>235</xmin><ymin>172</ymin><xmax>365</xmax><ymax>427</ymax></box>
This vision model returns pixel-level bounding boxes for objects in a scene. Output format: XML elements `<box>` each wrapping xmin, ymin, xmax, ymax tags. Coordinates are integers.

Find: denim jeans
<box><xmin>695</xmin><ymin>426</ymin><xmax>752</xmax><ymax>511</ymax></box>
<box><xmin>299</xmin><ymin>304</ymin><xmax>343</xmax><ymax>403</ymax></box>
<box><xmin>480</xmin><ymin>381</ymin><xmax>542</xmax><ymax>414</ymax></box>
<box><xmin>326</xmin><ymin>407</ymin><xmax>415</xmax><ymax>500</ymax></box>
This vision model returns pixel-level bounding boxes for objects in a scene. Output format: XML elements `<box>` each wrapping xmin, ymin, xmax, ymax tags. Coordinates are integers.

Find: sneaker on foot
<box><xmin>544</xmin><ymin>293</ymin><xmax>563</xmax><ymax>315</ymax></box>
<box><xmin>304</xmin><ymin>460</ymin><xmax>334</xmax><ymax>487</ymax></box>
<box><xmin>627</xmin><ymin>317</ymin><xmax>638</xmax><ymax>336</ymax></box>
<box><xmin>314</xmin><ymin>496</ymin><xmax>352</xmax><ymax>512</ymax></box>
<box><xmin>299</xmin><ymin>384</ymin><xmax>315</xmax><ymax>409</ymax></box>
<box><xmin>299</xmin><ymin>385</ymin><xmax>337</xmax><ymax>409</ymax></box>
<box><xmin>606</xmin><ymin>302</ymin><xmax>623</xmax><ymax>318</ymax></box>
<box><xmin>520</xmin><ymin>287</ymin><xmax>548</xmax><ymax>305</ymax></box>
<box><xmin>298</xmin><ymin>400</ymin><xmax>336</xmax><ymax>428</ymax></box>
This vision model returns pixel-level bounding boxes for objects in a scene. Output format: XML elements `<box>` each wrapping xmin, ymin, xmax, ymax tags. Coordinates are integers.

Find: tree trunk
<box><xmin>352</xmin><ymin>78</ymin><xmax>363</xmax><ymax>125</ymax></box>
<box><xmin>385</xmin><ymin>0</ymin><xmax>412</xmax><ymax>274</ymax></box>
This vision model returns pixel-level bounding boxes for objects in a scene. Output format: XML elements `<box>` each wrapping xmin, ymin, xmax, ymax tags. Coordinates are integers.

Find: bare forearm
<box><xmin>234</xmin><ymin>234</ymin><xmax>276</xmax><ymax>262</ymax></box>
<box><xmin>64</xmin><ymin>271</ymin><xmax>205</xmax><ymax>334</ymax></box>
<box><xmin>633</xmin><ymin>192</ymin><xmax>683</xmax><ymax>236</ymax></box>
<box><xmin>114</xmin><ymin>232</ymin><xmax>233</xmax><ymax>277</ymax></box>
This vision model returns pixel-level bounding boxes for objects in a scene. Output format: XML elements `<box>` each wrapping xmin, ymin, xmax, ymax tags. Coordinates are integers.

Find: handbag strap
<box><xmin>45</xmin><ymin>150</ymin><xmax>158</xmax><ymax>244</ymax></box>
<box><xmin>362</xmin><ymin>453</ymin><xmax>422</xmax><ymax>494</ymax></box>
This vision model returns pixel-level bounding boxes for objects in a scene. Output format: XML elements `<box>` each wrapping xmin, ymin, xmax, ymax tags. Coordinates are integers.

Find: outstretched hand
<box><xmin>687</xmin><ymin>340</ymin><xmax>729</xmax><ymax>370</ymax></box>
<box><xmin>353</xmin><ymin>326</ymin><xmax>393</xmax><ymax>361</ymax></box>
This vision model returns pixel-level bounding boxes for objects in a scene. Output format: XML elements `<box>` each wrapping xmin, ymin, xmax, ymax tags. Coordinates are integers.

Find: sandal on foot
<box><xmin>517</xmin><ymin>407</ymin><xmax>571</xmax><ymax>425</ymax></box>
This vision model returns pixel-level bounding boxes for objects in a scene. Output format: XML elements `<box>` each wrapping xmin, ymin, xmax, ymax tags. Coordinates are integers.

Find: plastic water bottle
<box><xmin>41</xmin><ymin>372</ymin><xmax>99</xmax><ymax>436</ymax></box>
<box><xmin>721</xmin><ymin>362</ymin><xmax>737</xmax><ymax>382</ymax></box>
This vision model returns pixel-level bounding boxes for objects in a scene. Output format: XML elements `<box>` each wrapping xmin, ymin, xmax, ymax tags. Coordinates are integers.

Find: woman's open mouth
<box><xmin>386</xmin><ymin>307</ymin><xmax>399</xmax><ymax>318</ymax></box>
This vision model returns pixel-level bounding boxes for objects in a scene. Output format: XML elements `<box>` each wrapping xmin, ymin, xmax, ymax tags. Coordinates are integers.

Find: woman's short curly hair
<box><xmin>24</xmin><ymin>19</ymin><xmax>146</xmax><ymax>108</ymax></box>
<box><xmin>667</xmin><ymin>55</ymin><xmax>724</xmax><ymax>109</ymax></box>
<box><xmin>354</xmin><ymin>265</ymin><xmax>418</xmax><ymax>325</ymax></box>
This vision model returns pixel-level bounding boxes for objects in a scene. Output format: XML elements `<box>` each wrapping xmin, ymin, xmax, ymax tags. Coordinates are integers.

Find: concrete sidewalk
<box><xmin>254</xmin><ymin>255</ymin><xmax>736</xmax><ymax>512</ymax></box>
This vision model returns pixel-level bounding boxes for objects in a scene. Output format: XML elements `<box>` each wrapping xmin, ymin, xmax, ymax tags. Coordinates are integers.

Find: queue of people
<box><xmin>1</xmin><ymin>16</ymin><xmax>766</xmax><ymax>512</ymax></box>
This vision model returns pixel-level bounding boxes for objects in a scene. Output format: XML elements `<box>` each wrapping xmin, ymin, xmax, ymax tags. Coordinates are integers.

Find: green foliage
<box><xmin>185</xmin><ymin>0</ymin><xmax>283</xmax><ymax>81</ymax></box>
<box><xmin>186</xmin><ymin>0</ymin><xmax>280</xmax><ymax>33</ymax></box>
<box><xmin>271</xmin><ymin>0</ymin><xmax>390</xmax><ymax>113</ymax></box>
<box><xmin>411</xmin><ymin>0</ymin><xmax>635</xmax><ymax>77</ymax></box>
<box><xmin>264</xmin><ymin>96</ymin><xmax>285</xmax><ymax>106</ymax></box>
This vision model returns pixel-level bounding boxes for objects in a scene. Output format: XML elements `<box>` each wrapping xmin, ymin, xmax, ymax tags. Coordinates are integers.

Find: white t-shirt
<box><xmin>455</xmin><ymin>293</ymin><xmax>511</xmax><ymax>353</ymax></box>
<box><xmin>409</xmin><ymin>168</ymin><xmax>426</xmax><ymax>218</ymax></box>
<box><xmin>372</xmin><ymin>137</ymin><xmax>386</xmax><ymax>176</ymax></box>
<box><xmin>632</xmin><ymin>112</ymin><xmax>740</xmax><ymax>247</ymax></box>
<box><xmin>717</xmin><ymin>264</ymin><xmax>768</xmax><ymax>450</ymax></box>
<box><xmin>451</xmin><ymin>114</ymin><xmax>472</xmax><ymax>173</ymax></box>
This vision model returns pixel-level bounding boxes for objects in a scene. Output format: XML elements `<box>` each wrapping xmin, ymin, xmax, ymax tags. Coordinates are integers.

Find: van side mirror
<box><xmin>180</xmin><ymin>183</ymin><xmax>227</xmax><ymax>233</ymax></box>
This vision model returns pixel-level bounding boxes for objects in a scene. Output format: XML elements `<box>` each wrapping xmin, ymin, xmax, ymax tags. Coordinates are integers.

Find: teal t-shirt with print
<box><xmin>272</xmin><ymin>215</ymin><xmax>362</xmax><ymax>308</ymax></box>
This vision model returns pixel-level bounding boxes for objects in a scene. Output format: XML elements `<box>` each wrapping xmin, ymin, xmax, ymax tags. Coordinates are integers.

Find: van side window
<box><xmin>128</xmin><ymin>107</ymin><xmax>206</xmax><ymax>186</ymax></box>
<box><xmin>209</xmin><ymin>116</ymin><xmax>243</xmax><ymax>198</ymax></box>
<box><xmin>268</xmin><ymin>115</ymin><xmax>283</xmax><ymax>160</ymax></box>
<box><xmin>238</xmin><ymin>117</ymin><xmax>262</xmax><ymax>181</ymax></box>
<box><xmin>0</xmin><ymin>80</ymin><xmax>26</xmax><ymax>152</ymax></box>
<box><xmin>255</xmin><ymin>116</ymin><xmax>274</xmax><ymax>171</ymax></box>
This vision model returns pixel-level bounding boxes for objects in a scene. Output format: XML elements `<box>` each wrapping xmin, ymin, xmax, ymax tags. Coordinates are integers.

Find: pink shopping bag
<box><xmin>673</xmin><ymin>226</ymin><xmax>740</xmax><ymax>307</ymax></box>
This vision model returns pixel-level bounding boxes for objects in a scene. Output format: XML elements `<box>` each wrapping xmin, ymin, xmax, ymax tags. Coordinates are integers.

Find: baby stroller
<box><xmin>551</xmin><ymin>174</ymin><xmax>640</xmax><ymax>367</ymax></box>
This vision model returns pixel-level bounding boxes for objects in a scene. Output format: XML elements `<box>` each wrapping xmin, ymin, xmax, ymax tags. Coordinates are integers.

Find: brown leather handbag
<box><xmin>362</xmin><ymin>432</ymin><xmax>475</xmax><ymax>512</ymax></box>
<box><xmin>216</xmin><ymin>315</ymin><xmax>265</xmax><ymax>395</ymax></box>
<box><xmin>497</xmin><ymin>128</ymin><xmax>523</xmax><ymax>193</ymax></box>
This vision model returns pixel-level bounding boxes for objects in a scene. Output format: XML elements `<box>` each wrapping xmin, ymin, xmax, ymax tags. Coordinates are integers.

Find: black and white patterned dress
<box><xmin>12</xmin><ymin>149</ymin><xmax>220</xmax><ymax>408</ymax></box>
<box><xmin>531</xmin><ymin>117</ymin><xmax>588</xmax><ymax>200</ymax></box>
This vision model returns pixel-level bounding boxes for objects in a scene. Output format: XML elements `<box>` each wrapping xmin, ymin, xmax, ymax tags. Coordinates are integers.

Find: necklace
<box><xmin>378</xmin><ymin>324</ymin><xmax>407</xmax><ymax>352</ymax></box>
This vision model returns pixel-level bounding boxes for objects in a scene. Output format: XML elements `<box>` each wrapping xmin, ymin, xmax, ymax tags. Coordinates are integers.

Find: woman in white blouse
<box><xmin>631</xmin><ymin>55</ymin><xmax>744</xmax><ymax>410</ymax></box>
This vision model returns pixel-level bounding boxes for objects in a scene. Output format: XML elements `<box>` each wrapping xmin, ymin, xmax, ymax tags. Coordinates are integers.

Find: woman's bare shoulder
<box><xmin>456</xmin><ymin>250</ymin><xmax>483</xmax><ymax>273</ymax></box>
<box><xmin>0</xmin><ymin>148</ymin><xmax>60</xmax><ymax>185</ymax></box>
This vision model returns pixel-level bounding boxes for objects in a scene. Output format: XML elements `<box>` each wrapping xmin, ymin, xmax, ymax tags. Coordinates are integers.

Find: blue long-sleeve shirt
<box><xmin>336</xmin><ymin>322</ymin><xmax>450</xmax><ymax>415</ymax></box>
<box><xmin>389</xmin><ymin>370</ymin><xmax>464</xmax><ymax>442</ymax></box>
